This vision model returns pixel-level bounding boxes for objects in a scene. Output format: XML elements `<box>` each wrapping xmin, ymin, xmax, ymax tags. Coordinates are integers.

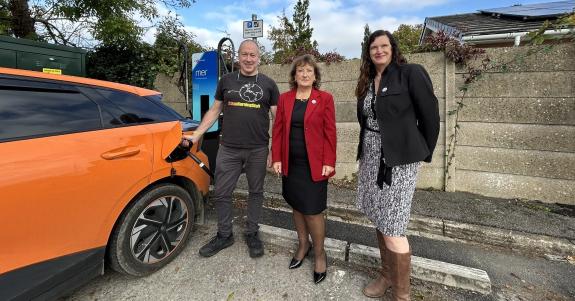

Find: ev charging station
<box><xmin>189</xmin><ymin>38</ymin><xmax>235</xmax><ymax>171</ymax></box>
<box><xmin>191</xmin><ymin>50</ymin><xmax>219</xmax><ymax>132</ymax></box>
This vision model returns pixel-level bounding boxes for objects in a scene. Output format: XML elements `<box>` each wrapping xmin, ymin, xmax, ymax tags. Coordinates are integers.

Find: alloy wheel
<box><xmin>130</xmin><ymin>195</ymin><xmax>189</xmax><ymax>264</ymax></box>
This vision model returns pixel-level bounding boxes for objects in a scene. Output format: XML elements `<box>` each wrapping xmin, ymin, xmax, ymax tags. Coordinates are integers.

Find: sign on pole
<box><xmin>243</xmin><ymin>20</ymin><xmax>263</xmax><ymax>39</ymax></box>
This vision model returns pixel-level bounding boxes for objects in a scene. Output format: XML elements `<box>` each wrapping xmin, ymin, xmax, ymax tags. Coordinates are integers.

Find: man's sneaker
<box><xmin>199</xmin><ymin>233</ymin><xmax>234</xmax><ymax>257</ymax></box>
<box><xmin>245</xmin><ymin>232</ymin><xmax>264</xmax><ymax>258</ymax></box>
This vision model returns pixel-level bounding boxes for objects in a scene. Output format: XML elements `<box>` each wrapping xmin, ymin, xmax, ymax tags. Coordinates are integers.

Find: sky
<box><xmin>146</xmin><ymin>0</ymin><xmax>564</xmax><ymax>59</ymax></box>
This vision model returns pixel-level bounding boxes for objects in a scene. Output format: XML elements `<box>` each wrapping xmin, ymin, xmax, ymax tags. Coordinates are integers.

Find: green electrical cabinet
<box><xmin>0</xmin><ymin>35</ymin><xmax>86</xmax><ymax>76</ymax></box>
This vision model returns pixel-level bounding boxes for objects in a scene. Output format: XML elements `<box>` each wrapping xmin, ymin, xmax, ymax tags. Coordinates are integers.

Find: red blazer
<box><xmin>272</xmin><ymin>88</ymin><xmax>337</xmax><ymax>181</ymax></box>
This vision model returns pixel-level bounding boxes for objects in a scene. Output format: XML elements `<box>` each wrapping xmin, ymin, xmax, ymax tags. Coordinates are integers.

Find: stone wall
<box><xmin>155</xmin><ymin>44</ymin><xmax>575</xmax><ymax>205</ymax></box>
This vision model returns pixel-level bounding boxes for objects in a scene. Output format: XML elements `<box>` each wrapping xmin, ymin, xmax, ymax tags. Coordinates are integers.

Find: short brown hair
<box><xmin>288</xmin><ymin>54</ymin><xmax>322</xmax><ymax>90</ymax></box>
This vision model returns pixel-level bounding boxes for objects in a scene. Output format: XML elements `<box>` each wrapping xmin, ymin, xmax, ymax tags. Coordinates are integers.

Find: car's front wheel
<box><xmin>108</xmin><ymin>184</ymin><xmax>195</xmax><ymax>276</ymax></box>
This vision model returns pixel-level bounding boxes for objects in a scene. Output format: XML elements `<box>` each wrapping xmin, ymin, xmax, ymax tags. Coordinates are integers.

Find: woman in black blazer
<box><xmin>355</xmin><ymin>30</ymin><xmax>440</xmax><ymax>300</ymax></box>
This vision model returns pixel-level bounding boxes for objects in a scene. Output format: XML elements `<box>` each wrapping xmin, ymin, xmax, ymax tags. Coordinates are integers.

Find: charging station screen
<box><xmin>192</xmin><ymin>51</ymin><xmax>218</xmax><ymax>132</ymax></box>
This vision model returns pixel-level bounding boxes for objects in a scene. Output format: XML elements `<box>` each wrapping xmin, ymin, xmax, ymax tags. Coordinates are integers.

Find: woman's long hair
<box><xmin>355</xmin><ymin>30</ymin><xmax>407</xmax><ymax>101</ymax></box>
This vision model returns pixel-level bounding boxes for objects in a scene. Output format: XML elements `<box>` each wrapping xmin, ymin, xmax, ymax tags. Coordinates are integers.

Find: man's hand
<box><xmin>322</xmin><ymin>165</ymin><xmax>335</xmax><ymax>177</ymax></box>
<box><xmin>267</xmin><ymin>152</ymin><xmax>273</xmax><ymax>168</ymax></box>
<box><xmin>181</xmin><ymin>134</ymin><xmax>201</xmax><ymax>148</ymax></box>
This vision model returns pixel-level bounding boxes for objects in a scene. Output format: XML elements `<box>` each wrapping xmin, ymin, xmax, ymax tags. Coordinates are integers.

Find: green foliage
<box><xmin>2</xmin><ymin>0</ymin><xmax>192</xmax><ymax>47</ymax></box>
<box><xmin>361</xmin><ymin>23</ymin><xmax>371</xmax><ymax>54</ymax></box>
<box><xmin>153</xmin><ymin>15</ymin><xmax>206</xmax><ymax>75</ymax></box>
<box><xmin>291</xmin><ymin>0</ymin><xmax>317</xmax><ymax>51</ymax></box>
<box><xmin>87</xmin><ymin>15</ymin><xmax>207</xmax><ymax>89</ymax></box>
<box><xmin>87</xmin><ymin>41</ymin><xmax>158</xmax><ymax>89</ymax></box>
<box><xmin>0</xmin><ymin>0</ymin><xmax>11</xmax><ymax>35</ymax></box>
<box><xmin>526</xmin><ymin>12</ymin><xmax>575</xmax><ymax>45</ymax></box>
<box><xmin>392</xmin><ymin>24</ymin><xmax>423</xmax><ymax>54</ymax></box>
<box><xmin>281</xmin><ymin>46</ymin><xmax>344</xmax><ymax>65</ymax></box>
<box><xmin>268</xmin><ymin>10</ymin><xmax>295</xmax><ymax>64</ymax></box>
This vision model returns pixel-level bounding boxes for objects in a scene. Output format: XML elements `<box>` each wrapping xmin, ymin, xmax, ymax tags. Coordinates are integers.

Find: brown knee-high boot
<box><xmin>389</xmin><ymin>248</ymin><xmax>411</xmax><ymax>301</ymax></box>
<box><xmin>362</xmin><ymin>233</ymin><xmax>391</xmax><ymax>298</ymax></box>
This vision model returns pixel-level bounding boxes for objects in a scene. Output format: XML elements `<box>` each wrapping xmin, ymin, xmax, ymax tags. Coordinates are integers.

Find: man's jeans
<box><xmin>212</xmin><ymin>144</ymin><xmax>268</xmax><ymax>237</ymax></box>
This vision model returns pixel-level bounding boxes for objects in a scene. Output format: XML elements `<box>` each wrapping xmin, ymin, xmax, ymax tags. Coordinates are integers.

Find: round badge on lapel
<box><xmin>311</xmin><ymin>99</ymin><xmax>317</xmax><ymax>104</ymax></box>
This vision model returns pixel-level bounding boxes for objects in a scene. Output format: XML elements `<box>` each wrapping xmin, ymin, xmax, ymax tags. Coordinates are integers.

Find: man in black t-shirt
<box><xmin>184</xmin><ymin>40</ymin><xmax>279</xmax><ymax>258</ymax></box>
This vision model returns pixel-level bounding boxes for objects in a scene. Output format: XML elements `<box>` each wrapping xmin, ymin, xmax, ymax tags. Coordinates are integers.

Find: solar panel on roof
<box><xmin>480</xmin><ymin>0</ymin><xmax>575</xmax><ymax>18</ymax></box>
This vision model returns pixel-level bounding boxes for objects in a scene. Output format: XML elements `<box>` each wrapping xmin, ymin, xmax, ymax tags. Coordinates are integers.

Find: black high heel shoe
<box><xmin>289</xmin><ymin>245</ymin><xmax>312</xmax><ymax>269</ymax></box>
<box><xmin>313</xmin><ymin>251</ymin><xmax>327</xmax><ymax>284</ymax></box>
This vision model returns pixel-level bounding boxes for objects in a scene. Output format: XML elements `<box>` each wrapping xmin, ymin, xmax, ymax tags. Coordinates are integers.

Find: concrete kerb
<box><xmin>233</xmin><ymin>189</ymin><xmax>575</xmax><ymax>256</ymax></box>
<box><xmin>259</xmin><ymin>224</ymin><xmax>492</xmax><ymax>295</ymax></box>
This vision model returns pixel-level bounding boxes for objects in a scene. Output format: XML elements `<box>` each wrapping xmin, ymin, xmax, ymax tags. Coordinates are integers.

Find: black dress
<box><xmin>282</xmin><ymin>99</ymin><xmax>328</xmax><ymax>215</ymax></box>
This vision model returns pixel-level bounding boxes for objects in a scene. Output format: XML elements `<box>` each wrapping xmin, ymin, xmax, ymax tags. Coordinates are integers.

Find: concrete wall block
<box><xmin>454</xmin><ymin>170</ymin><xmax>575</xmax><ymax>204</ymax></box>
<box><xmin>259</xmin><ymin>64</ymin><xmax>291</xmax><ymax>83</ymax></box>
<box><xmin>405</xmin><ymin>52</ymin><xmax>446</xmax><ymax>72</ymax></box>
<box><xmin>154</xmin><ymin>73</ymin><xmax>185</xmax><ymax>105</ymax></box>
<box><xmin>321</xmin><ymin>81</ymin><xmax>358</xmax><ymax>103</ymax></box>
<box><xmin>334</xmin><ymin>162</ymin><xmax>358</xmax><ymax>180</ymax></box>
<box><xmin>335</xmin><ymin>101</ymin><xmax>357</xmax><ymax>122</ymax></box>
<box><xmin>458</xmin><ymin>122</ymin><xmax>575</xmax><ymax>152</ymax></box>
<box><xmin>428</xmin><ymin>72</ymin><xmax>445</xmax><ymax>98</ymax></box>
<box><xmin>417</xmin><ymin>166</ymin><xmax>445</xmax><ymax>190</ymax></box>
<box><xmin>456</xmin><ymin>146</ymin><xmax>575</xmax><ymax>180</ymax></box>
<box><xmin>456</xmin><ymin>44</ymin><xmax>575</xmax><ymax>73</ymax></box>
<box><xmin>455</xmin><ymin>72</ymin><xmax>575</xmax><ymax>98</ymax></box>
<box><xmin>318</xmin><ymin>60</ymin><xmax>361</xmax><ymax>82</ymax></box>
<box><xmin>337</xmin><ymin>142</ymin><xmax>359</xmax><ymax>163</ymax></box>
<box><xmin>458</xmin><ymin>97</ymin><xmax>575</xmax><ymax>125</ymax></box>
<box><xmin>336</xmin><ymin>122</ymin><xmax>360</xmax><ymax>143</ymax></box>
<box><xmin>165</xmin><ymin>102</ymin><xmax>189</xmax><ymax>116</ymax></box>
<box><xmin>277</xmin><ymin>82</ymin><xmax>290</xmax><ymax>93</ymax></box>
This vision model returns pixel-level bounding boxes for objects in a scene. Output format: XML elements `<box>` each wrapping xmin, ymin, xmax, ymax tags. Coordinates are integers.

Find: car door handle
<box><xmin>101</xmin><ymin>147</ymin><xmax>141</xmax><ymax>160</ymax></box>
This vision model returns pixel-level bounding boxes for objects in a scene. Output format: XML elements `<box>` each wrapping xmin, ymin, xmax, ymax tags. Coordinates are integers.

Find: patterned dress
<box><xmin>356</xmin><ymin>85</ymin><xmax>420</xmax><ymax>237</ymax></box>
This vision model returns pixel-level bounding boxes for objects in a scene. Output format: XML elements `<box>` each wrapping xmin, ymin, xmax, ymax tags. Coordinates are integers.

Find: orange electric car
<box><xmin>0</xmin><ymin>67</ymin><xmax>211</xmax><ymax>300</ymax></box>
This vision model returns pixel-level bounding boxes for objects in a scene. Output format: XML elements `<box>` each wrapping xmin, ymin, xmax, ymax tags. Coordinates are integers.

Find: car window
<box><xmin>145</xmin><ymin>94</ymin><xmax>185</xmax><ymax>119</ymax></box>
<box><xmin>0</xmin><ymin>87</ymin><xmax>102</xmax><ymax>142</ymax></box>
<box><xmin>96</xmin><ymin>89</ymin><xmax>177</xmax><ymax>124</ymax></box>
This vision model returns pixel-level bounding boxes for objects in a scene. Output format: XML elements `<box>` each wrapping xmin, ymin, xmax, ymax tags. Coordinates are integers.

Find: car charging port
<box><xmin>167</xmin><ymin>143</ymin><xmax>213</xmax><ymax>179</ymax></box>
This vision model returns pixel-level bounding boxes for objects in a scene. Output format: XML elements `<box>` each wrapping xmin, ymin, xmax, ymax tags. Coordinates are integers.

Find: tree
<box><xmin>268</xmin><ymin>10</ymin><xmax>295</xmax><ymax>64</ymax></box>
<box><xmin>87</xmin><ymin>15</ymin><xmax>207</xmax><ymax>89</ymax></box>
<box><xmin>291</xmin><ymin>0</ymin><xmax>317</xmax><ymax>51</ymax></box>
<box><xmin>392</xmin><ymin>24</ymin><xmax>423</xmax><ymax>54</ymax></box>
<box><xmin>153</xmin><ymin>15</ymin><xmax>206</xmax><ymax>74</ymax></box>
<box><xmin>0</xmin><ymin>0</ymin><xmax>193</xmax><ymax>47</ymax></box>
<box><xmin>361</xmin><ymin>23</ymin><xmax>371</xmax><ymax>56</ymax></box>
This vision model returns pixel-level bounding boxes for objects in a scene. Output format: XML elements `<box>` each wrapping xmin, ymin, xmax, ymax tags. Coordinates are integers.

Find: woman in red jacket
<box><xmin>271</xmin><ymin>54</ymin><xmax>337</xmax><ymax>284</ymax></box>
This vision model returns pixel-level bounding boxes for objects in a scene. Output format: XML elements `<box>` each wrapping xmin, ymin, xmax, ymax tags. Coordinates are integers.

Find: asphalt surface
<box><xmin>63</xmin><ymin>173</ymin><xmax>575</xmax><ymax>301</ymax></box>
<box><xmin>64</xmin><ymin>202</ymin><xmax>574</xmax><ymax>301</ymax></box>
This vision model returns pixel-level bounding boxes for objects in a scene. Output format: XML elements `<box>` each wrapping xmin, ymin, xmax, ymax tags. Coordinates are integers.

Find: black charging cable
<box><xmin>179</xmin><ymin>142</ymin><xmax>214</xmax><ymax>179</ymax></box>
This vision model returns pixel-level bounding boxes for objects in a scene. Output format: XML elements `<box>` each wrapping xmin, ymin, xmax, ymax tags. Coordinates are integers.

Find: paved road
<box><xmin>64</xmin><ymin>203</ymin><xmax>574</xmax><ymax>301</ymax></box>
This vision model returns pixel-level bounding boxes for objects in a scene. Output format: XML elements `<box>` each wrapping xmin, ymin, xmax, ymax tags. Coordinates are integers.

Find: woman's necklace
<box><xmin>296</xmin><ymin>89</ymin><xmax>311</xmax><ymax>100</ymax></box>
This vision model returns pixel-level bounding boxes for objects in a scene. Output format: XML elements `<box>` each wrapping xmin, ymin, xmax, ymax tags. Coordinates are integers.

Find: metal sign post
<box><xmin>243</xmin><ymin>14</ymin><xmax>263</xmax><ymax>40</ymax></box>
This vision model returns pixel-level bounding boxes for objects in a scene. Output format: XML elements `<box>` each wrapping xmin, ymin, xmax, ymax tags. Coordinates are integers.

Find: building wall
<box><xmin>155</xmin><ymin>44</ymin><xmax>575</xmax><ymax>205</ymax></box>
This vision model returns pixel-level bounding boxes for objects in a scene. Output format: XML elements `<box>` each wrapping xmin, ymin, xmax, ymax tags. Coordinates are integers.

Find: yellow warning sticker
<box><xmin>42</xmin><ymin>68</ymin><xmax>62</xmax><ymax>75</ymax></box>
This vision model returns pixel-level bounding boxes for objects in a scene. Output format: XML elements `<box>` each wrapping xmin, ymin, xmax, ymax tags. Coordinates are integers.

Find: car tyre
<box><xmin>108</xmin><ymin>183</ymin><xmax>195</xmax><ymax>276</ymax></box>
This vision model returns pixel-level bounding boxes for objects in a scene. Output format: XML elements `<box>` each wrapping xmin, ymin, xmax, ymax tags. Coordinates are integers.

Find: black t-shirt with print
<box><xmin>215</xmin><ymin>71</ymin><xmax>279</xmax><ymax>148</ymax></box>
